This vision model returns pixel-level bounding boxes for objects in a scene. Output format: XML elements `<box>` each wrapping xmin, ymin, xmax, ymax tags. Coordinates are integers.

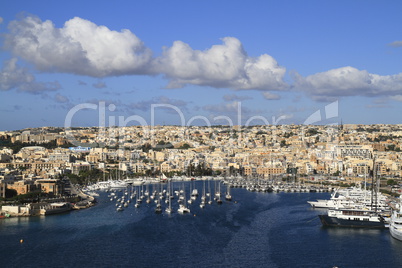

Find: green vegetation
<box><xmin>386</xmin><ymin>179</ymin><xmax>399</xmax><ymax>186</ymax></box>
<box><xmin>66</xmin><ymin>168</ymin><xmax>104</xmax><ymax>185</ymax></box>
<box><xmin>374</xmin><ymin>135</ymin><xmax>394</xmax><ymax>142</ymax></box>
<box><xmin>280</xmin><ymin>140</ymin><xmax>287</xmax><ymax>147</ymax></box>
<box><xmin>380</xmin><ymin>188</ymin><xmax>400</xmax><ymax>197</ymax></box>
<box><xmin>283</xmin><ymin>132</ymin><xmax>294</xmax><ymax>138</ymax></box>
<box><xmin>386</xmin><ymin>144</ymin><xmax>401</xmax><ymax>152</ymax></box>
<box><xmin>186</xmin><ymin>163</ymin><xmax>213</xmax><ymax>177</ymax></box>
<box><xmin>305</xmin><ymin>128</ymin><xmax>320</xmax><ymax>136</ymax></box>
<box><xmin>154</xmin><ymin>141</ymin><xmax>174</xmax><ymax>151</ymax></box>
<box><xmin>178</xmin><ymin>143</ymin><xmax>191</xmax><ymax>149</ymax></box>
<box><xmin>0</xmin><ymin>138</ymin><xmax>75</xmax><ymax>153</ymax></box>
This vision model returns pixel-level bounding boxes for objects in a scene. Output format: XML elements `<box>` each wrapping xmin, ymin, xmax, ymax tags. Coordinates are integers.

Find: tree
<box><xmin>141</xmin><ymin>143</ymin><xmax>152</xmax><ymax>153</ymax></box>
<box><xmin>5</xmin><ymin>188</ymin><xmax>18</xmax><ymax>198</ymax></box>
<box><xmin>178</xmin><ymin>143</ymin><xmax>191</xmax><ymax>149</ymax></box>
<box><xmin>280</xmin><ymin>140</ymin><xmax>287</xmax><ymax>147</ymax></box>
<box><xmin>387</xmin><ymin>179</ymin><xmax>398</xmax><ymax>186</ymax></box>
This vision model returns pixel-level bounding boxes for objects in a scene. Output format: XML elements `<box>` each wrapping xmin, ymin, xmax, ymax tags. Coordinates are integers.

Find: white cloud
<box><xmin>93</xmin><ymin>81</ymin><xmax>107</xmax><ymax>89</ymax></box>
<box><xmin>5</xmin><ymin>15</ymin><xmax>152</xmax><ymax>77</ymax></box>
<box><xmin>0</xmin><ymin>17</ymin><xmax>3</xmax><ymax>24</ymax></box>
<box><xmin>54</xmin><ymin>93</ymin><xmax>69</xmax><ymax>103</ymax></box>
<box><xmin>388</xmin><ymin>41</ymin><xmax>402</xmax><ymax>47</ymax></box>
<box><xmin>293</xmin><ymin>66</ymin><xmax>402</xmax><ymax>100</ymax></box>
<box><xmin>390</xmin><ymin>95</ymin><xmax>402</xmax><ymax>102</ymax></box>
<box><xmin>127</xmin><ymin>96</ymin><xmax>189</xmax><ymax>112</ymax></box>
<box><xmin>223</xmin><ymin>94</ymin><xmax>252</xmax><ymax>101</ymax></box>
<box><xmin>262</xmin><ymin>92</ymin><xmax>280</xmax><ymax>100</ymax></box>
<box><xmin>0</xmin><ymin>58</ymin><xmax>59</xmax><ymax>94</ymax></box>
<box><xmin>154</xmin><ymin>37</ymin><xmax>288</xmax><ymax>91</ymax></box>
<box><xmin>203</xmin><ymin>101</ymin><xmax>250</xmax><ymax>114</ymax></box>
<box><xmin>0</xmin><ymin>58</ymin><xmax>33</xmax><ymax>91</ymax></box>
<box><xmin>3</xmin><ymin>15</ymin><xmax>291</xmax><ymax>92</ymax></box>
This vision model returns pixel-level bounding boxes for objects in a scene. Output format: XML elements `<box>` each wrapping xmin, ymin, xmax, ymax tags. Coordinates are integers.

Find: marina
<box><xmin>2</xmin><ymin>1</ymin><xmax>402</xmax><ymax>267</ymax></box>
<box><xmin>2</xmin><ymin>182</ymin><xmax>402</xmax><ymax>267</ymax></box>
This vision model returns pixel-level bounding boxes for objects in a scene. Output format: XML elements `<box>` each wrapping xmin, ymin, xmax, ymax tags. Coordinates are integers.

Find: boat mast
<box><xmin>371</xmin><ymin>156</ymin><xmax>378</xmax><ymax>212</ymax></box>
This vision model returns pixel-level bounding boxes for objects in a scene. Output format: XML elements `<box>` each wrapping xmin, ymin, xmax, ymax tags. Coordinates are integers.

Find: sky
<box><xmin>1</xmin><ymin>0</ymin><xmax>402</xmax><ymax>131</ymax></box>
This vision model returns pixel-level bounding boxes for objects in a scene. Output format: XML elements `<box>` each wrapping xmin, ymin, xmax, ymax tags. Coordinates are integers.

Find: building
<box><xmin>256</xmin><ymin>166</ymin><xmax>285</xmax><ymax>177</ymax></box>
<box><xmin>71</xmin><ymin>162</ymin><xmax>92</xmax><ymax>175</ymax></box>
<box><xmin>86</xmin><ymin>154</ymin><xmax>100</xmax><ymax>163</ymax></box>
<box><xmin>35</xmin><ymin>179</ymin><xmax>65</xmax><ymax>196</ymax></box>
<box><xmin>336</xmin><ymin>145</ymin><xmax>373</xmax><ymax>159</ymax></box>
<box><xmin>6</xmin><ymin>180</ymin><xmax>37</xmax><ymax>195</ymax></box>
<box><xmin>49</xmin><ymin>153</ymin><xmax>71</xmax><ymax>162</ymax></box>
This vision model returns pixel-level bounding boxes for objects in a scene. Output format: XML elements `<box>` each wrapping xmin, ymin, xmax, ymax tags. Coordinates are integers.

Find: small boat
<box><xmin>177</xmin><ymin>204</ymin><xmax>190</xmax><ymax>214</ymax></box>
<box><xmin>155</xmin><ymin>202</ymin><xmax>162</xmax><ymax>214</ymax></box>
<box><xmin>165</xmin><ymin>180</ymin><xmax>174</xmax><ymax>214</ymax></box>
<box><xmin>166</xmin><ymin>197</ymin><xmax>173</xmax><ymax>214</ymax></box>
<box><xmin>178</xmin><ymin>186</ymin><xmax>190</xmax><ymax>214</ymax></box>
<box><xmin>200</xmin><ymin>201</ymin><xmax>205</xmax><ymax>209</ymax></box>
<box><xmin>191</xmin><ymin>188</ymin><xmax>199</xmax><ymax>198</ymax></box>
<box><xmin>165</xmin><ymin>206</ymin><xmax>173</xmax><ymax>214</ymax></box>
<box><xmin>0</xmin><ymin>212</ymin><xmax>11</xmax><ymax>219</ymax></box>
<box><xmin>225</xmin><ymin>184</ymin><xmax>232</xmax><ymax>201</ymax></box>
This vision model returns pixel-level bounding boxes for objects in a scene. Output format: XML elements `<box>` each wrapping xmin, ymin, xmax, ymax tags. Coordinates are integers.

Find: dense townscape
<box><xmin>1</xmin><ymin>124</ymin><xmax>402</xmax><ymax>204</ymax></box>
<box><xmin>2</xmin><ymin>124</ymin><xmax>402</xmax><ymax>258</ymax></box>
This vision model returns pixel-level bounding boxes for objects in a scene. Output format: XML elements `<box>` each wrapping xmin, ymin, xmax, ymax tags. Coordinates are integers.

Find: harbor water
<box><xmin>1</xmin><ymin>181</ymin><xmax>402</xmax><ymax>268</ymax></box>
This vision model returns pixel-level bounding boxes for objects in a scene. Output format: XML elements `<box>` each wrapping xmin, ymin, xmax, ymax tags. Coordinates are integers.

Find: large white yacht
<box><xmin>389</xmin><ymin>198</ymin><xmax>402</xmax><ymax>241</ymax></box>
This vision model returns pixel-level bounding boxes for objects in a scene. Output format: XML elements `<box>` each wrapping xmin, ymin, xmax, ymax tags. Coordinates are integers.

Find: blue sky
<box><xmin>1</xmin><ymin>0</ymin><xmax>402</xmax><ymax>130</ymax></box>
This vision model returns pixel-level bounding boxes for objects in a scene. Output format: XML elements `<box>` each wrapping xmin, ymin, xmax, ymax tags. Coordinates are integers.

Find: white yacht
<box><xmin>319</xmin><ymin>207</ymin><xmax>386</xmax><ymax>228</ymax></box>
<box><xmin>390</xmin><ymin>198</ymin><xmax>402</xmax><ymax>241</ymax></box>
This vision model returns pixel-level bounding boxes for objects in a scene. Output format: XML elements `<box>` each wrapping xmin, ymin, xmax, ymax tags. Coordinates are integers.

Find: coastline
<box><xmin>0</xmin><ymin>184</ymin><xmax>96</xmax><ymax>218</ymax></box>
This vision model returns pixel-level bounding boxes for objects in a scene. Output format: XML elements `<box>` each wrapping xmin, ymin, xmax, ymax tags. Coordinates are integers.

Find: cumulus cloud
<box><xmin>293</xmin><ymin>66</ymin><xmax>402</xmax><ymax>101</ymax></box>
<box><xmin>388</xmin><ymin>41</ymin><xmax>402</xmax><ymax>47</ymax></box>
<box><xmin>262</xmin><ymin>92</ymin><xmax>280</xmax><ymax>100</ymax></box>
<box><xmin>0</xmin><ymin>58</ymin><xmax>33</xmax><ymax>91</ymax></box>
<box><xmin>154</xmin><ymin>37</ymin><xmax>288</xmax><ymax>91</ymax></box>
<box><xmin>2</xmin><ymin>15</ymin><xmax>292</xmax><ymax>92</ymax></box>
<box><xmin>4</xmin><ymin>15</ymin><xmax>153</xmax><ymax>77</ymax></box>
<box><xmin>0</xmin><ymin>58</ymin><xmax>60</xmax><ymax>94</ymax></box>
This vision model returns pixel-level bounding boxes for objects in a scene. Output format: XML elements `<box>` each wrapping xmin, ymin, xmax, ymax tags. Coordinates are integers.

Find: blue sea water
<box><xmin>1</xmin><ymin>181</ymin><xmax>402</xmax><ymax>268</ymax></box>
